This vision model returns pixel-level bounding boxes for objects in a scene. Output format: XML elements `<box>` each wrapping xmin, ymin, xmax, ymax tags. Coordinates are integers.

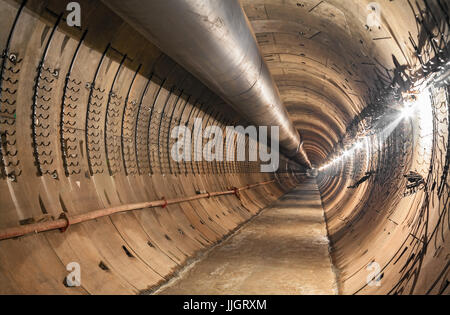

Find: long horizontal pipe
<box><xmin>0</xmin><ymin>180</ymin><xmax>276</xmax><ymax>241</ymax></box>
<box><xmin>102</xmin><ymin>0</ymin><xmax>311</xmax><ymax>169</ymax></box>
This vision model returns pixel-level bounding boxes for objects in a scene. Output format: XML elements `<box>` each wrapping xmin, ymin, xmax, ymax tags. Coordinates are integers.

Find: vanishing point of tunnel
<box><xmin>0</xmin><ymin>0</ymin><xmax>448</xmax><ymax>296</ymax></box>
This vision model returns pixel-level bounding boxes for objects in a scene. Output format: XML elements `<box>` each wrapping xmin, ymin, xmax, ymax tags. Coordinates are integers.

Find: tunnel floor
<box><xmin>155</xmin><ymin>179</ymin><xmax>338</xmax><ymax>295</ymax></box>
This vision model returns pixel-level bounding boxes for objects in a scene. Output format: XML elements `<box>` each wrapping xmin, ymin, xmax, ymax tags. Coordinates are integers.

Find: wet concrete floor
<box><xmin>157</xmin><ymin>179</ymin><xmax>338</xmax><ymax>295</ymax></box>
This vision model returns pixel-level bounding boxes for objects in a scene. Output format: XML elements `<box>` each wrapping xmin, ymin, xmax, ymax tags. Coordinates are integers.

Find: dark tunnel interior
<box><xmin>0</xmin><ymin>0</ymin><xmax>448</xmax><ymax>295</ymax></box>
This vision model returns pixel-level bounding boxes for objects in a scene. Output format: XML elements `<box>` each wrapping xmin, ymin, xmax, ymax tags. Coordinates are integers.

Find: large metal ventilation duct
<box><xmin>102</xmin><ymin>0</ymin><xmax>312</xmax><ymax>169</ymax></box>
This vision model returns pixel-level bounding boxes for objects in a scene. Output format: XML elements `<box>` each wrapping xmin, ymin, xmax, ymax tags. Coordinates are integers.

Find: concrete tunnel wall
<box><xmin>0</xmin><ymin>0</ymin><xmax>448</xmax><ymax>295</ymax></box>
<box><xmin>238</xmin><ymin>0</ymin><xmax>449</xmax><ymax>295</ymax></box>
<box><xmin>0</xmin><ymin>0</ymin><xmax>302</xmax><ymax>294</ymax></box>
<box><xmin>317</xmin><ymin>84</ymin><xmax>449</xmax><ymax>294</ymax></box>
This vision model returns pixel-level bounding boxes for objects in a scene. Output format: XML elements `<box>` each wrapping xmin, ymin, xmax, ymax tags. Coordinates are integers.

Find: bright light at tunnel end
<box><xmin>318</xmin><ymin>88</ymin><xmax>432</xmax><ymax>173</ymax></box>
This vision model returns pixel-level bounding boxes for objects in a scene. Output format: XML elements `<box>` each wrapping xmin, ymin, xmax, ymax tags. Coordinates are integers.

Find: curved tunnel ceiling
<box><xmin>241</xmin><ymin>0</ymin><xmax>417</xmax><ymax>161</ymax></box>
<box><xmin>0</xmin><ymin>0</ymin><xmax>448</xmax><ymax>295</ymax></box>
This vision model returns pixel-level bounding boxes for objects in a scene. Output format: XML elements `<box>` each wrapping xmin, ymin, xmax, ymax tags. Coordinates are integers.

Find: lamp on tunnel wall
<box><xmin>400</xmin><ymin>104</ymin><xmax>415</xmax><ymax>120</ymax></box>
<box><xmin>399</xmin><ymin>88</ymin><xmax>434</xmax><ymax>149</ymax></box>
<box><xmin>399</xmin><ymin>92</ymin><xmax>421</xmax><ymax>120</ymax></box>
<box><xmin>400</xmin><ymin>89</ymin><xmax>432</xmax><ymax>118</ymax></box>
<box><xmin>400</xmin><ymin>89</ymin><xmax>434</xmax><ymax>147</ymax></box>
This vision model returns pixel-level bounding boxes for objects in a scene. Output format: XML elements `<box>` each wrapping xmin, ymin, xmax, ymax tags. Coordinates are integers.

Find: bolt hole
<box><xmin>122</xmin><ymin>245</ymin><xmax>134</xmax><ymax>258</ymax></box>
<box><xmin>98</xmin><ymin>261</ymin><xmax>109</xmax><ymax>271</ymax></box>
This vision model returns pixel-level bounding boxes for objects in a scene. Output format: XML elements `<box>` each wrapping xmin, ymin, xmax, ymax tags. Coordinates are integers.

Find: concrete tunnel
<box><xmin>0</xmin><ymin>0</ymin><xmax>448</xmax><ymax>295</ymax></box>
